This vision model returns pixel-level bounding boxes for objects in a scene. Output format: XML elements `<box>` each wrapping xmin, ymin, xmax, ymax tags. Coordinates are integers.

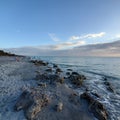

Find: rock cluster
<box><xmin>14</xmin><ymin>89</ymin><xmax>50</xmax><ymax>120</ymax></box>
<box><xmin>30</xmin><ymin>60</ymin><xmax>48</xmax><ymax>66</ymax></box>
<box><xmin>81</xmin><ymin>92</ymin><xmax>108</xmax><ymax>120</ymax></box>
<box><xmin>68</xmin><ymin>72</ymin><xmax>86</xmax><ymax>86</ymax></box>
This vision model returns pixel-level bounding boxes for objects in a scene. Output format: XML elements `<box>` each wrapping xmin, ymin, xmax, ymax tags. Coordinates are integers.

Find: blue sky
<box><xmin>0</xmin><ymin>0</ymin><xmax>120</xmax><ymax>49</ymax></box>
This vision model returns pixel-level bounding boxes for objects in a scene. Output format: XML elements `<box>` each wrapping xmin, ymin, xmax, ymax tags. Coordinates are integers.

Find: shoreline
<box><xmin>0</xmin><ymin>56</ymin><xmax>115</xmax><ymax>120</ymax></box>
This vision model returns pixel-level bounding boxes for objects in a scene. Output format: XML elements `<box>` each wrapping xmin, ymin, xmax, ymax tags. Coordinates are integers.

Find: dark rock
<box><xmin>81</xmin><ymin>92</ymin><xmax>108</xmax><ymax>120</ymax></box>
<box><xmin>68</xmin><ymin>74</ymin><xmax>86</xmax><ymax>86</ymax></box>
<box><xmin>107</xmin><ymin>86</ymin><xmax>114</xmax><ymax>92</ymax></box>
<box><xmin>56</xmin><ymin>68</ymin><xmax>62</xmax><ymax>73</ymax></box>
<box><xmin>104</xmin><ymin>81</ymin><xmax>114</xmax><ymax>93</ymax></box>
<box><xmin>66</xmin><ymin>72</ymin><xmax>70</xmax><ymax>75</ymax></box>
<box><xmin>37</xmin><ymin>82</ymin><xmax>47</xmax><ymax>87</ymax></box>
<box><xmin>53</xmin><ymin>64</ymin><xmax>58</xmax><ymax>68</ymax></box>
<box><xmin>91</xmin><ymin>92</ymin><xmax>100</xmax><ymax>98</ymax></box>
<box><xmin>104</xmin><ymin>77</ymin><xmax>107</xmax><ymax>81</ymax></box>
<box><xmin>14</xmin><ymin>90</ymin><xmax>50</xmax><ymax>120</ymax></box>
<box><xmin>72</xmin><ymin>72</ymin><xmax>79</xmax><ymax>75</ymax></box>
<box><xmin>67</xmin><ymin>69</ymin><xmax>73</xmax><ymax>71</ymax></box>
<box><xmin>104</xmin><ymin>81</ymin><xmax>110</xmax><ymax>86</ymax></box>
<box><xmin>36</xmin><ymin>74</ymin><xmax>63</xmax><ymax>84</ymax></box>
<box><xmin>30</xmin><ymin>60</ymin><xmax>48</xmax><ymax>66</ymax></box>
<box><xmin>45</xmin><ymin>68</ymin><xmax>52</xmax><ymax>72</ymax></box>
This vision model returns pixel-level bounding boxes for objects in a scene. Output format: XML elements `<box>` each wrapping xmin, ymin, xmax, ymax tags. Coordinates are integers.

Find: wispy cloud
<box><xmin>70</xmin><ymin>32</ymin><xmax>106</xmax><ymax>40</ymax></box>
<box><xmin>115</xmin><ymin>34</ymin><xmax>120</xmax><ymax>38</ymax></box>
<box><xmin>52</xmin><ymin>41</ymin><xmax>86</xmax><ymax>50</ymax></box>
<box><xmin>48</xmin><ymin>33</ymin><xmax>60</xmax><ymax>42</ymax></box>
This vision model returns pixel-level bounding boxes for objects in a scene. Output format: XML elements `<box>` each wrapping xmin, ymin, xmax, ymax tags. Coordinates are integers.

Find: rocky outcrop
<box><xmin>30</xmin><ymin>60</ymin><xmax>48</xmax><ymax>66</ymax></box>
<box><xmin>36</xmin><ymin>74</ymin><xmax>64</xmax><ymax>84</ymax></box>
<box><xmin>14</xmin><ymin>89</ymin><xmax>50</xmax><ymax>120</ymax></box>
<box><xmin>68</xmin><ymin>72</ymin><xmax>86</xmax><ymax>86</ymax></box>
<box><xmin>80</xmin><ymin>92</ymin><xmax>108</xmax><ymax>120</ymax></box>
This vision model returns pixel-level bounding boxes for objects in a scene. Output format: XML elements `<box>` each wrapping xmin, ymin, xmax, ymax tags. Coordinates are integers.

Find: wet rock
<box><xmin>104</xmin><ymin>81</ymin><xmax>114</xmax><ymax>93</ymax></box>
<box><xmin>56</xmin><ymin>102</ymin><xmax>63</xmax><ymax>112</ymax></box>
<box><xmin>36</xmin><ymin>74</ymin><xmax>63</xmax><ymax>84</ymax></box>
<box><xmin>66</xmin><ymin>72</ymin><xmax>70</xmax><ymax>75</ymax></box>
<box><xmin>37</xmin><ymin>82</ymin><xmax>47</xmax><ymax>87</ymax></box>
<box><xmin>67</xmin><ymin>69</ymin><xmax>73</xmax><ymax>71</ymax></box>
<box><xmin>91</xmin><ymin>92</ymin><xmax>100</xmax><ymax>98</ymax></box>
<box><xmin>45</xmin><ymin>68</ymin><xmax>52</xmax><ymax>72</ymax></box>
<box><xmin>53</xmin><ymin>64</ymin><xmax>58</xmax><ymax>68</ymax></box>
<box><xmin>30</xmin><ymin>60</ymin><xmax>48</xmax><ymax>66</ymax></box>
<box><xmin>56</xmin><ymin>68</ymin><xmax>62</xmax><ymax>73</ymax></box>
<box><xmin>72</xmin><ymin>72</ymin><xmax>79</xmax><ymax>75</ymax></box>
<box><xmin>80</xmin><ymin>92</ymin><xmax>108</xmax><ymax>120</ymax></box>
<box><xmin>14</xmin><ymin>90</ymin><xmax>50</xmax><ymax>120</ymax></box>
<box><xmin>68</xmin><ymin>74</ymin><xmax>86</xmax><ymax>86</ymax></box>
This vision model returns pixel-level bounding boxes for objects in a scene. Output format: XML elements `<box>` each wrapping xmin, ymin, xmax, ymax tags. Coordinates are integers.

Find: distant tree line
<box><xmin>0</xmin><ymin>50</ymin><xmax>16</xmax><ymax>56</ymax></box>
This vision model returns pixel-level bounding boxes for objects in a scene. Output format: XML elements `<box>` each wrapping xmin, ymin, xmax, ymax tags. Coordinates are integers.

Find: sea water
<box><xmin>31</xmin><ymin>56</ymin><xmax>120</xmax><ymax>120</ymax></box>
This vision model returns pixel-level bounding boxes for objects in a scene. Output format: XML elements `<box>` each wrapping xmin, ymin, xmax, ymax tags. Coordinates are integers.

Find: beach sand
<box><xmin>0</xmin><ymin>56</ymin><xmax>107</xmax><ymax>120</ymax></box>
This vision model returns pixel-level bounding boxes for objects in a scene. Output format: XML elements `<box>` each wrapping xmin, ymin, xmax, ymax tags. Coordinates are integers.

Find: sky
<box><xmin>0</xmin><ymin>0</ymin><xmax>120</xmax><ymax>49</ymax></box>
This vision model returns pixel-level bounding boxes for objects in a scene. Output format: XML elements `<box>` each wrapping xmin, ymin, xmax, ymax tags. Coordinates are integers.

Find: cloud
<box><xmin>115</xmin><ymin>34</ymin><xmax>120</xmax><ymax>38</ymax></box>
<box><xmin>52</xmin><ymin>40</ymin><xmax>86</xmax><ymax>50</ymax></box>
<box><xmin>70</xmin><ymin>32</ymin><xmax>106</xmax><ymax>40</ymax></box>
<box><xmin>48</xmin><ymin>33</ymin><xmax>60</xmax><ymax>42</ymax></box>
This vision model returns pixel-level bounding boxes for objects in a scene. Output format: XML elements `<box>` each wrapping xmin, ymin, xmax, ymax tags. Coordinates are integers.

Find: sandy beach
<box><xmin>0</xmin><ymin>56</ymin><xmax>108</xmax><ymax>120</ymax></box>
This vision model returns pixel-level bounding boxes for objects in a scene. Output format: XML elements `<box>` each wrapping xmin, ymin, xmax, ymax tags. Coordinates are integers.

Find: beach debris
<box><xmin>56</xmin><ymin>102</ymin><xmax>63</xmax><ymax>112</ymax></box>
<box><xmin>80</xmin><ymin>92</ymin><xmax>108</xmax><ymax>120</ymax></box>
<box><xmin>14</xmin><ymin>89</ymin><xmax>50</xmax><ymax>120</ymax></box>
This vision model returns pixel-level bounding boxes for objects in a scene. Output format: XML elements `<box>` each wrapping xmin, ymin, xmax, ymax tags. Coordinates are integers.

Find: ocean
<box><xmin>31</xmin><ymin>56</ymin><xmax>120</xmax><ymax>120</ymax></box>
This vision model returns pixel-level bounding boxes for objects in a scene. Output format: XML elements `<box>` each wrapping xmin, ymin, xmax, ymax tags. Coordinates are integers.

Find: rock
<box><xmin>56</xmin><ymin>68</ymin><xmax>62</xmax><ymax>73</ymax></box>
<box><xmin>56</xmin><ymin>102</ymin><xmax>63</xmax><ymax>112</ymax></box>
<box><xmin>37</xmin><ymin>82</ymin><xmax>47</xmax><ymax>87</ymax></box>
<box><xmin>68</xmin><ymin>74</ymin><xmax>86</xmax><ymax>86</ymax></box>
<box><xmin>81</xmin><ymin>92</ymin><xmax>108</xmax><ymax>120</ymax></box>
<box><xmin>45</xmin><ymin>68</ymin><xmax>52</xmax><ymax>72</ymax></box>
<box><xmin>67</xmin><ymin>69</ymin><xmax>73</xmax><ymax>71</ymax></box>
<box><xmin>53</xmin><ymin>64</ymin><xmax>58</xmax><ymax>68</ymax></box>
<box><xmin>66</xmin><ymin>72</ymin><xmax>70</xmax><ymax>75</ymax></box>
<box><xmin>107</xmin><ymin>86</ymin><xmax>114</xmax><ymax>92</ymax></box>
<box><xmin>30</xmin><ymin>60</ymin><xmax>48</xmax><ymax>66</ymax></box>
<box><xmin>91</xmin><ymin>92</ymin><xmax>100</xmax><ymax>98</ymax></box>
<box><xmin>72</xmin><ymin>72</ymin><xmax>79</xmax><ymax>75</ymax></box>
<box><xmin>36</xmin><ymin>74</ymin><xmax>63</xmax><ymax>85</ymax></box>
<box><xmin>59</xmin><ymin>77</ymin><xmax>64</xmax><ymax>84</ymax></box>
<box><xmin>104</xmin><ymin>81</ymin><xmax>114</xmax><ymax>93</ymax></box>
<box><xmin>14</xmin><ymin>90</ymin><xmax>50</xmax><ymax>120</ymax></box>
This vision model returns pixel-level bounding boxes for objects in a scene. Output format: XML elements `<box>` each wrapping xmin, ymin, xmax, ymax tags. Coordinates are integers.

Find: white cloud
<box><xmin>49</xmin><ymin>40</ymin><xmax>86</xmax><ymax>50</ymax></box>
<box><xmin>70</xmin><ymin>32</ymin><xmax>106</xmax><ymax>40</ymax></box>
<box><xmin>115</xmin><ymin>34</ymin><xmax>120</xmax><ymax>38</ymax></box>
<box><xmin>48</xmin><ymin>33</ymin><xmax>60</xmax><ymax>42</ymax></box>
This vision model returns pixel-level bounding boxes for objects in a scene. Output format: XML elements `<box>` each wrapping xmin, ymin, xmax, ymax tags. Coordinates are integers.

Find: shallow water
<box><xmin>31</xmin><ymin>56</ymin><xmax>120</xmax><ymax>120</ymax></box>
